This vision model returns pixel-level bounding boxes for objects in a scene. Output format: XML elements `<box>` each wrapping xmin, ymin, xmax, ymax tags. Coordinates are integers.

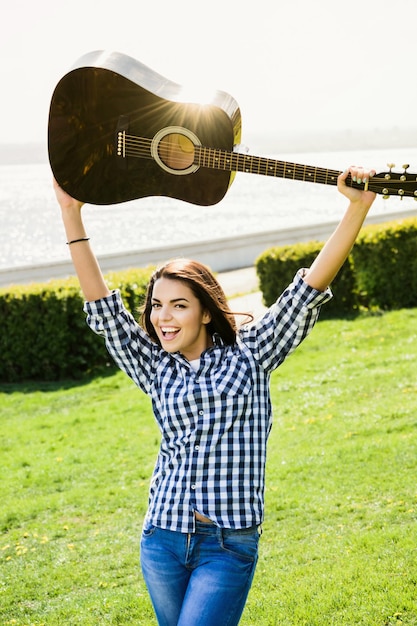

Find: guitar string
<box><xmin>120</xmin><ymin>135</ymin><xmax>369</xmax><ymax>178</ymax></box>
<box><xmin>118</xmin><ymin>135</ymin><xmax>415</xmax><ymax>195</ymax></box>
<box><xmin>121</xmin><ymin>134</ymin><xmax>341</xmax><ymax>180</ymax></box>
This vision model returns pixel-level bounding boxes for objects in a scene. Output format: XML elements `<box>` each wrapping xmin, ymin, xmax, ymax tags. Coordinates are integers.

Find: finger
<box><xmin>343</xmin><ymin>166</ymin><xmax>375</xmax><ymax>184</ymax></box>
<box><xmin>338</xmin><ymin>168</ymin><xmax>351</xmax><ymax>182</ymax></box>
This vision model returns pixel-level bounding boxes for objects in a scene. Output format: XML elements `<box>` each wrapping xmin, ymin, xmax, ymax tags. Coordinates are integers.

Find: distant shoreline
<box><xmin>246</xmin><ymin>127</ymin><xmax>417</xmax><ymax>157</ymax></box>
<box><xmin>1</xmin><ymin>127</ymin><xmax>417</xmax><ymax>165</ymax></box>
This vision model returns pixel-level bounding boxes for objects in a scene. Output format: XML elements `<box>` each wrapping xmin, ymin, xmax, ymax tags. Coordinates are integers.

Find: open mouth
<box><xmin>161</xmin><ymin>327</ymin><xmax>180</xmax><ymax>340</ymax></box>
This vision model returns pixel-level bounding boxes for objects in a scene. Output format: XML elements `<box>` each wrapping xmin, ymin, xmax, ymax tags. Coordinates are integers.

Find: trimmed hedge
<box><xmin>351</xmin><ymin>217</ymin><xmax>417</xmax><ymax>310</ymax></box>
<box><xmin>0</xmin><ymin>268</ymin><xmax>153</xmax><ymax>383</ymax></box>
<box><xmin>256</xmin><ymin>216</ymin><xmax>417</xmax><ymax>317</ymax></box>
<box><xmin>256</xmin><ymin>240</ymin><xmax>356</xmax><ymax>319</ymax></box>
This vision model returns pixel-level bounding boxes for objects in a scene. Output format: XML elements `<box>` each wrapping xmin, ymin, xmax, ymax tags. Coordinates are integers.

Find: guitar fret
<box><xmin>268</xmin><ymin>161</ymin><xmax>276</xmax><ymax>176</ymax></box>
<box><xmin>207</xmin><ymin>148</ymin><xmax>212</xmax><ymax>169</ymax></box>
<box><xmin>212</xmin><ymin>149</ymin><xmax>217</xmax><ymax>168</ymax></box>
<box><xmin>244</xmin><ymin>155</ymin><xmax>252</xmax><ymax>173</ymax></box>
<box><xmin>204</xmin><ymin>147</ymin><xmax>211</xmax><ymax>169</ymax></box>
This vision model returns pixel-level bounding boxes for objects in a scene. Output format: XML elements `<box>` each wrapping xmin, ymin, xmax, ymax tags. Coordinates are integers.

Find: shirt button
<box><xmin>198</xmin><ymin>410</ymin><xmax>204</xmax><ymax>416</ymax></box>
<box><xmin>195</xmin><ymin>445</ymin><xmax>200</xmax><ymax>450</ymax></box>
<box><xmin>191</xmin><ymin>484</ymin><xmax>196</xmax><ymax>490</ymax></box>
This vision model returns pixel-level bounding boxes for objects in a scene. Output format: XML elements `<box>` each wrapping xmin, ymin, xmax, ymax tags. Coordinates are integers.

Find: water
<box><xmin>1</xmin><ymin>146</ymin><xmax>416</xmax><ymax>270</ymax></box>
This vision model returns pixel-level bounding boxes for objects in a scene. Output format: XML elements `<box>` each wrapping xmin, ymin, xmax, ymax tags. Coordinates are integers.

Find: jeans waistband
<box><xmin>194</xmin><ymin>520</ymin><xmax>261</xmax><ymax>536</ymax></box>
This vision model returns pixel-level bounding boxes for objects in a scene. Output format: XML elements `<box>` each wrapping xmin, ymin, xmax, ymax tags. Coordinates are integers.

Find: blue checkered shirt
<box><xmin>84</xmin><ymin>270</ymin><xmax>331</xmax><ymax>533</ymax></box>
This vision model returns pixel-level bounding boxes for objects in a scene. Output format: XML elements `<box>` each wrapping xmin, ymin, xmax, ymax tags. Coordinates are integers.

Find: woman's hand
<box><xmin>53</xmin><ymin>177</ymin><xmax>87</xmax><ymax>244</ymax></box>
<box><xmin>337</xmin><ymin>166</ymin><xmax>376</xmax><ymax>208</ymax></box>
<box><xmin>53</xmin><ymin>178</ymin><xmax>84</xmax><ymax>213</ymax></box>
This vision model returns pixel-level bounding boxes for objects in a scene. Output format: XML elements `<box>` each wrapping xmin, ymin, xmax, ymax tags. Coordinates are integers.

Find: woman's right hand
<box><xmin>53</xmin><ymin>178</ymin><xmax>84</xmax><ymax>213</ymax></box>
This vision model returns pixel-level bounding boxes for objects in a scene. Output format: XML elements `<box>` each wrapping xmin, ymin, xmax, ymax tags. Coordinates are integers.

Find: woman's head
<box><xmin>141</xmin><ymin>258</ymin><xmax>237</xmax><ymax>348</ymax></box>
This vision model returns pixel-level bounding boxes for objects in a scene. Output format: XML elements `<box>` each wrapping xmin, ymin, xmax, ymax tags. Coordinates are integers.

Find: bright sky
<box><xmin>2</xmin><ymin>0</ymin><xmax>417</xmax><ymax>149</ymax></box>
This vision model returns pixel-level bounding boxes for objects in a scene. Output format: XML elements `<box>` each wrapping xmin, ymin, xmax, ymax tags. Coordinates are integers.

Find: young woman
<box><xmin>53</xmin><ymin>166</ymin><xmax>376</xmax><ymax>626</ymax></box>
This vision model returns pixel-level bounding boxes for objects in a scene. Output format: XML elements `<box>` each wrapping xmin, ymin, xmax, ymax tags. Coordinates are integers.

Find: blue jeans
<box><xmin>140</xmin><ymin>521</ymin><xmax>260</xmax><ymax>626</ymax></box>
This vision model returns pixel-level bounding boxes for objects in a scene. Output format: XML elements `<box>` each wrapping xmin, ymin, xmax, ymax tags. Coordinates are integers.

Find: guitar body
<box><xmin>48</xmin><ymin>51</ymin><xmax>242</xmax><ymax>205</ymax></box>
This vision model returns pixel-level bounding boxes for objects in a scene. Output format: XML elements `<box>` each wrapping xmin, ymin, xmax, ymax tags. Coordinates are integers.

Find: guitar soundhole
<box><xmin>158</xmin><ymin>133</ymin><xmax>195</xmax><ymax>171</ymax></box>
<box><xmin>151</xmin><ymin>126</ymin><xmax>201</xmax><ymax>176</ymax></box>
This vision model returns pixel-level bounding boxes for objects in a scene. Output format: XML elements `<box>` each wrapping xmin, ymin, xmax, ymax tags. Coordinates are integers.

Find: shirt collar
<box><xmin>163</xmin><ymin>333</ymin><xmax>227</xmax><ymax>369</ymax></box>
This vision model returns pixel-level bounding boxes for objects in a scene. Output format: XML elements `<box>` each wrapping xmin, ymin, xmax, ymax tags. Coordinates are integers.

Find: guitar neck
<box><xmin>195</xmin><ymin>146</ymin><xmax>342</xmax><ymax>187</ymax></box>
<box><xmin>120</xmin><ymin>131</ymin><xmax>417</xmax><ymax>199</ymax></box>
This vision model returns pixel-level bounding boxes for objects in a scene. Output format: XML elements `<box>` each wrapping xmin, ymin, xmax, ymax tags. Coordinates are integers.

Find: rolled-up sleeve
<box><xmin>83</xmin><ymin>290</ymin><xmax>157</xmax><ymax>392</ymax></box>
<box><xmin>240</xmin><ymin>270</ymin><xmax>332</xmax><ymax>373</ymax></box>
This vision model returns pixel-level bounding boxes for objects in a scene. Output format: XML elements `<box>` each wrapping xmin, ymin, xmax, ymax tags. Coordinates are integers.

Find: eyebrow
<box><xmin>151</xmin><ymin>297</ymin><xmax>190</xmax><ymax>304</ymax></box>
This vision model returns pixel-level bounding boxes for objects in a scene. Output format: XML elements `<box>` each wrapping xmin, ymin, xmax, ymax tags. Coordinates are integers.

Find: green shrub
<box><xmin>255</xmin><ymin>217</ymin><xmax>417</xmax><ymax>317</ymax></box>
<box><xmin>0</xmin><ymin>268</ymin><xmax>153</xmax><ymax>383</ymax></box>
<box><xmin>256</xmin><ymin>240</ymin><xmax>357</xmax><ymax>319</ymax></box>
<box><xmin>352</xmin><ymin>217</ymin><xmax>417</xmax><ymax>310</ymax></box>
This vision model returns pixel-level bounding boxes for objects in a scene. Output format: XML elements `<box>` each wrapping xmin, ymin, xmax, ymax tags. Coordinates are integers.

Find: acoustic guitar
<box><xmin>48</xmin><ymin>50</ymin><xmax>417</xmax><ymax>206</ymax></box>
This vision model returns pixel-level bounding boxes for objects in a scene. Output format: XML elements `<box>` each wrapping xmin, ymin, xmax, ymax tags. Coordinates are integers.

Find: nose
<box><xmin>158</xmin><ymin>304</ymin><xmax>173</xmax><ymax>322</ymax></box>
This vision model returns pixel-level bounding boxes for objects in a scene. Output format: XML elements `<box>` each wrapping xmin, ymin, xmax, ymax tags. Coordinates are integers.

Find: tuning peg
<box><xmin>385</xmin><ymin>163</ymin><xmax>395</xmax><ymax>180</ymax></box>
<box><xmin>400</xmin><ymin>164</ymin><xmax>410</xmax><ymax>182</ymax></box>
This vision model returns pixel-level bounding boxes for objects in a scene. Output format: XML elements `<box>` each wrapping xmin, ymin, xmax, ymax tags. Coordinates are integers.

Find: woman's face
<box><xmin>150</xmin><ymin>277</ymin><xmax>212</xmax><ymax>360</ymax></box>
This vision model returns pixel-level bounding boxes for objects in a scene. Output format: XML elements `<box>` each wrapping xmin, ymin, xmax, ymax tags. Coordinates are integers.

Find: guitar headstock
<box><xmin>365</xmin><ymin>163</ymin><xmax>417</xmax><ymax>199</ymax></box>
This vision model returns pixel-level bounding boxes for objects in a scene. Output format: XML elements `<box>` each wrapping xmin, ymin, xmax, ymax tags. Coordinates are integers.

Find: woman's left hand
<box><xmin>338</xmin><ymin>166</ymin><xmax>376</xmax><ymax>207</ymax></box>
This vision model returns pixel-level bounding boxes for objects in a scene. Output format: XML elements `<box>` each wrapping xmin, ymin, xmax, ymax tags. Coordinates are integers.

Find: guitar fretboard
<box><xmin>195</xmin><ymin>147</ymin><xmax>341</xmax><ymax>186</ymax></box>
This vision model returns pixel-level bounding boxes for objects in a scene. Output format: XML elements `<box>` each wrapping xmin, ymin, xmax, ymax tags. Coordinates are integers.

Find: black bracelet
<box><xmin>66</xmin><ymin>237</ymin><xmax>90</xmax><ymax>245</ymax></box>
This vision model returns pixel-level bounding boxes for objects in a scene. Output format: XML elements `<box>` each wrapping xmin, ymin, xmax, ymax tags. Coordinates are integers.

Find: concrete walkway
<box><xmin>217</xmin><ymin>266</ymin><xmax>268</xmax><ymax>320</ymax></box>
<box><xmin>2</xmin><ymin>206</ymin><xmax>416</xmax><ymax>289</ymax></box>
<box><xmin>216</xmin><ymin>266</ymin><xmax>259</xmax><ymax>297</ymax></box>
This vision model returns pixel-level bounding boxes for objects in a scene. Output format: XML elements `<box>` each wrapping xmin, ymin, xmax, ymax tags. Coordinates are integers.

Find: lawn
<box><xmin>1</xmin><ymin>308</ymin><xmax>417</xmax><ymax>625</ymax></box>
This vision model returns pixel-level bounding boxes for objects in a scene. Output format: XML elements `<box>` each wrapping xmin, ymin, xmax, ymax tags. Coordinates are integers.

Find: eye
<box><xmin>151</xmin><ymin>302</ymin><xmax>161</xmax><ymax>309</ymax></box>
<box><xmin>174</xmin><ymin>303</ymin><xmax>186</xmax><ymax>309</ymax></box>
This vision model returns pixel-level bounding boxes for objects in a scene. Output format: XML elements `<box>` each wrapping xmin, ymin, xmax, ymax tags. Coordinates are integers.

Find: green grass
<box><xmin>1</xmin><ymin>309</ymin><xmax>417</xmax><ymax>625</ymax></box>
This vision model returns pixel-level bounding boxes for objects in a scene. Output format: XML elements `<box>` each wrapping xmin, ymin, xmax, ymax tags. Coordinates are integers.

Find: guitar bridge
<box><xmin>116</xmin><ymin>115</ymin><xmax>129</xmax><ymax>168</ymax></box>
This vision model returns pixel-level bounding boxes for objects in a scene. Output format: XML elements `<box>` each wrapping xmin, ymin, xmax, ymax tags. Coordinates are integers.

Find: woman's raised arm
<box><xmin>304</xmin><ymin>166</ymin><xmax>376</xmax><ymax>292</ymax></box>
<box><xmin>53</xmin><ymin>179</ymin><xmax>111</xmax><ymax>302</ymax></box>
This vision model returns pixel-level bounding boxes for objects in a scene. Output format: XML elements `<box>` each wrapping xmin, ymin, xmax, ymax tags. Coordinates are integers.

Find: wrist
<box><xmin>60</xmin><ymin>203</ymin><xmax>83</xmax><ymax>221</ymax></box>
<box><xmin>66</xmin><ymin>237</ymin><xmax>90</xmax><ymax>246</ymax></box>
<box><xmin>346</xmin><ymin>198</ymin><xmax>372</xmax><ymax>216</ymax></box>
<box><xmin>61</xmin><ymin>206</ymin><xmax>85</xmax><ymax>235</ymax></box>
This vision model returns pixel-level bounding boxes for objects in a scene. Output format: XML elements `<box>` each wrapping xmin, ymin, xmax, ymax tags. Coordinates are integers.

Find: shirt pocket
<box><xmin>212</xmin><ymin>357</ymin><xmax>253</xmax><ymax>397</ymax></box>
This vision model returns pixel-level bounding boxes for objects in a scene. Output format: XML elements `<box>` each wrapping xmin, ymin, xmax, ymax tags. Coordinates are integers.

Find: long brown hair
<box><xmin>141</xmin><ymin>259</ymin><xmax>241</xmax><ymax>346</ymax></box>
